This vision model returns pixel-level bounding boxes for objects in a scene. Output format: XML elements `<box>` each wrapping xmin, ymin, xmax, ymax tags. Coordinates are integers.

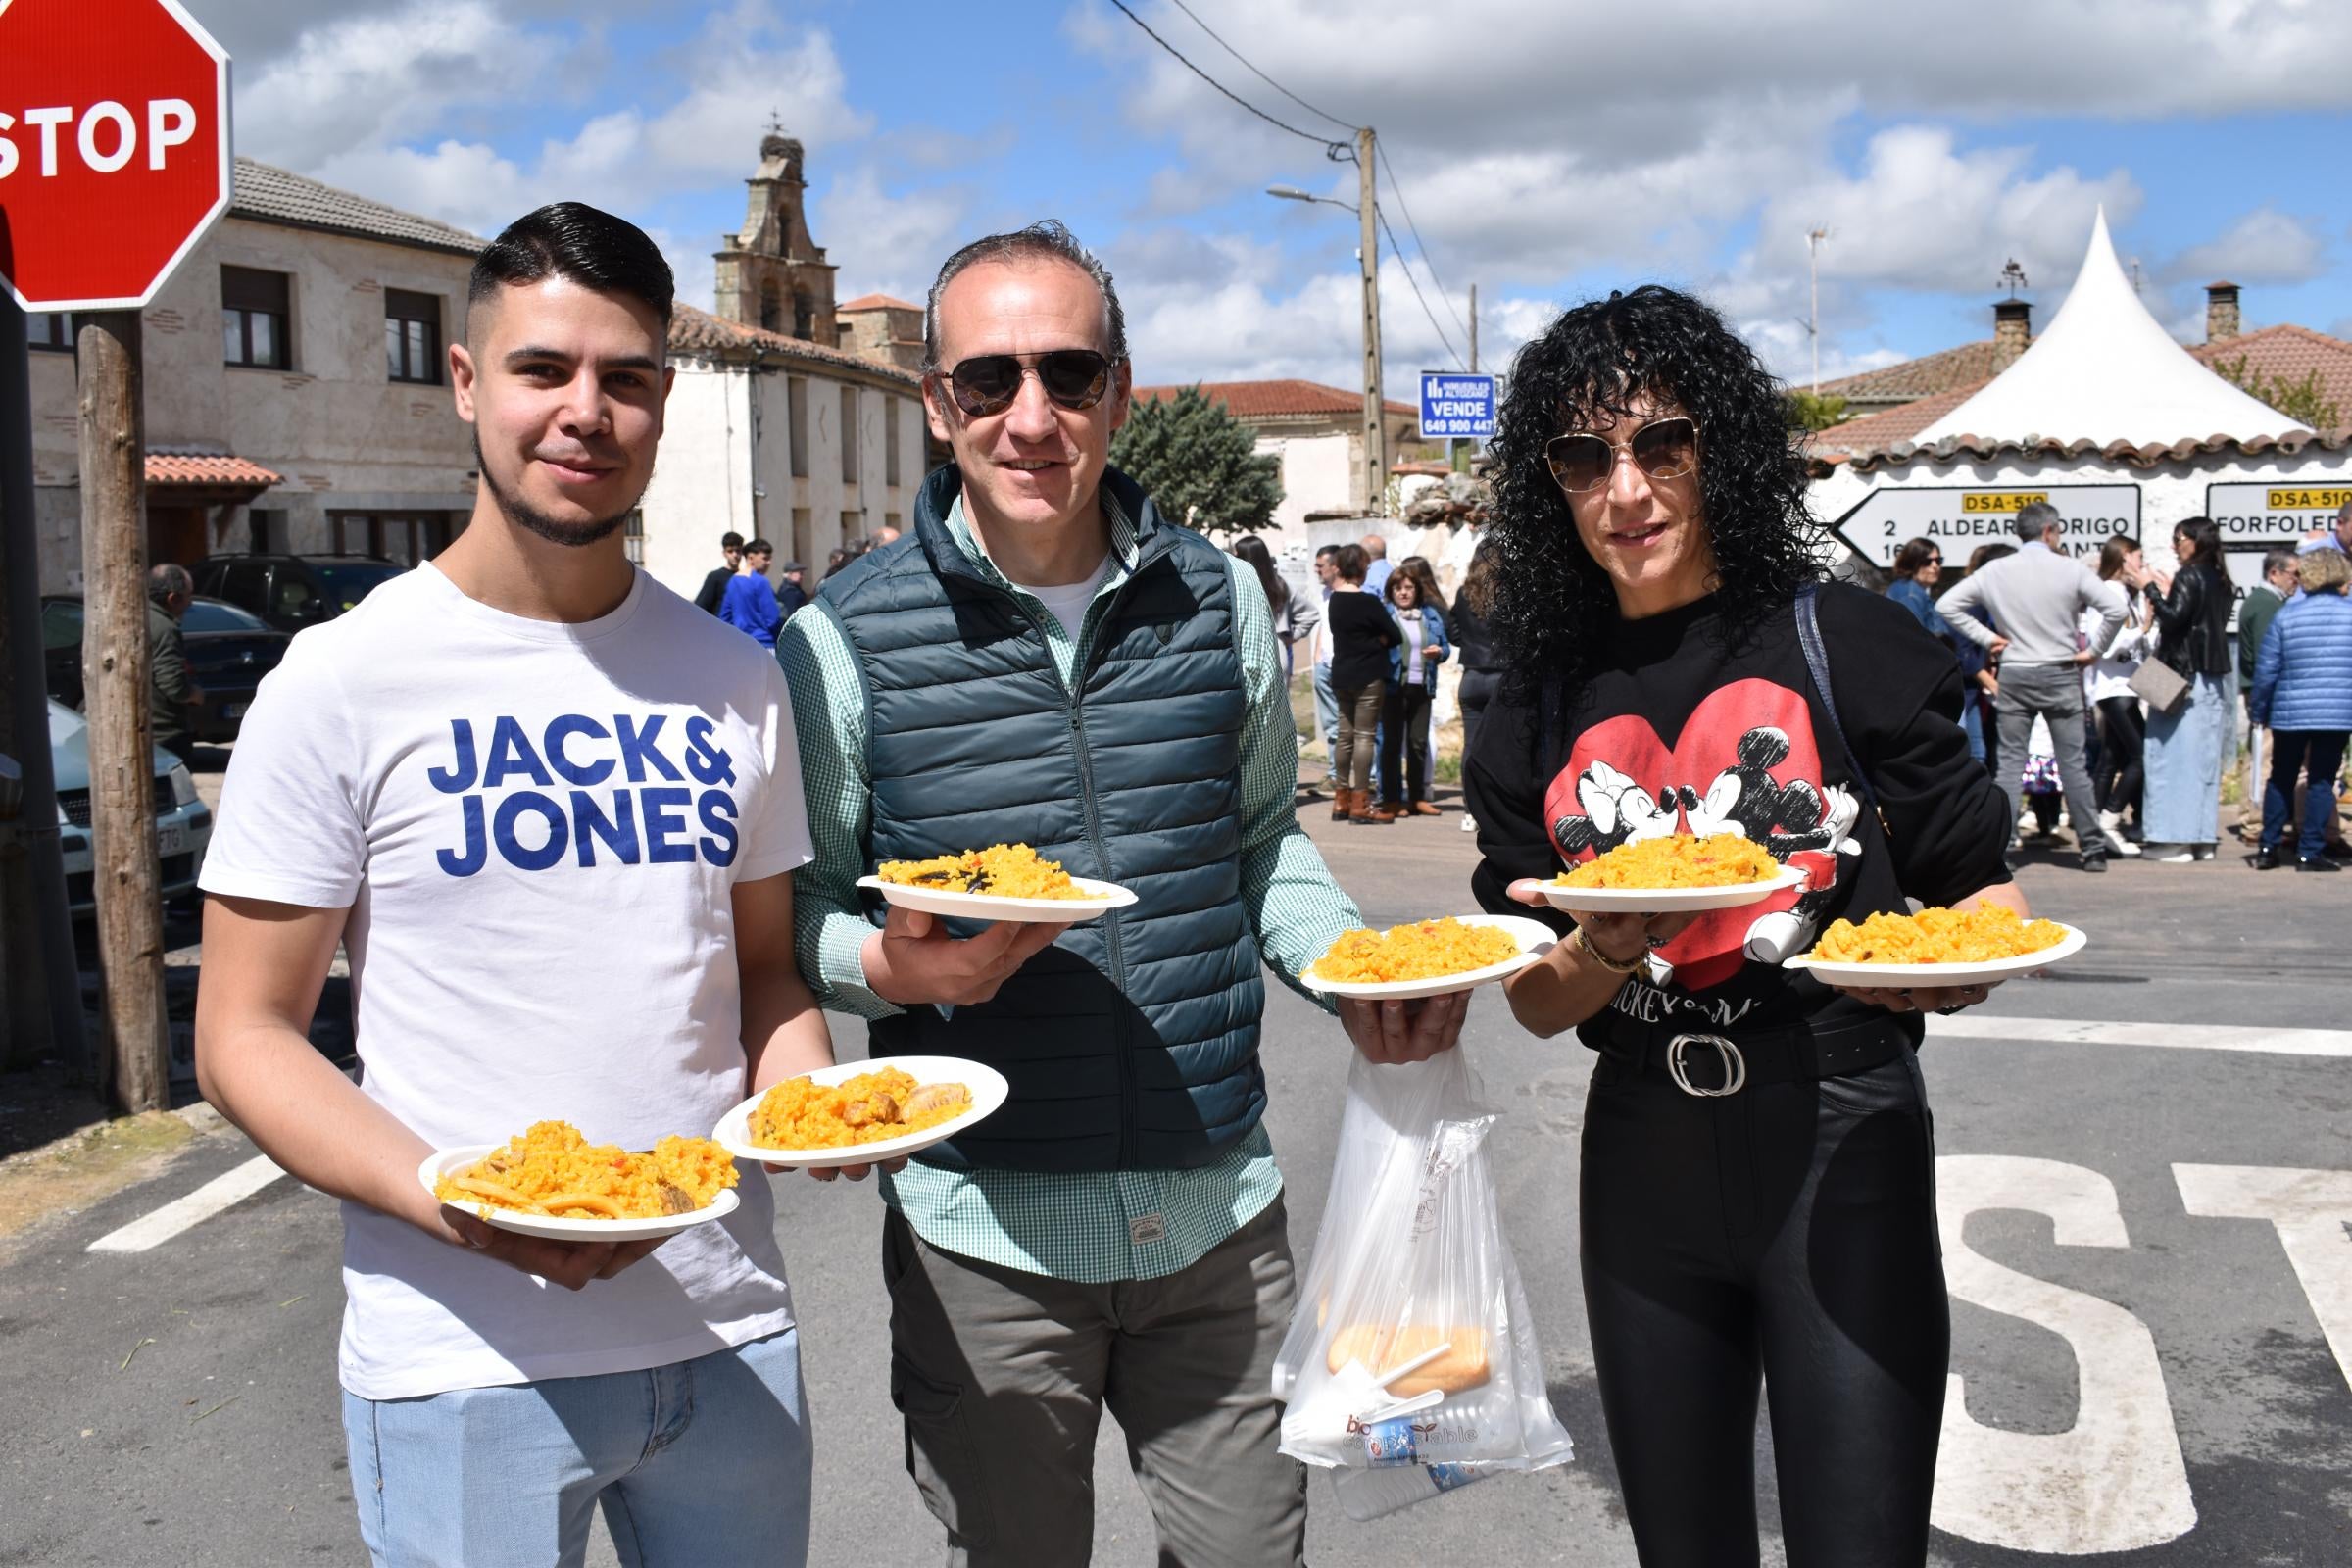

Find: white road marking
<box><xmin>85</xmin><ymin>1154</ymin><xmax>286</xmax><ymax>1254</ymax></box>
<box><xmin>1933</xmin><ymin>1154</ymin><xmax>2197</xmax><ymax>1554</ymax></box>
<box><xmin>1926</xmin><ymin>1014</ymin><xmax>2352</xmax><ymax>1057</ymax></box>
<box><xmin>2176</xmin><ymin>1163</ymin><xmax>2352</xmax><ymax>1396</ymax></box>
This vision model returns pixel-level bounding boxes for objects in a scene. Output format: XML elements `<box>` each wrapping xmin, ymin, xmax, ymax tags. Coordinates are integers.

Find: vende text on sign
<box><xmin>1418</xmin><ymin>370</ymin><xmax>1495</xmax><ymax>440</ymax></box>
<box><xmin>1829</xmin><ymin>484</ymin><xmax>2143</xmax><ymax>568</ymax></box>
<box><xmin>0</xmin><ymin>0</ymin><xmax>232</xmax><ymax>311</ymax></box>
<box><xmin>2205</xmin><ymin>481</ymin><xmax>2351</xmax><ymax>545</ymax></box>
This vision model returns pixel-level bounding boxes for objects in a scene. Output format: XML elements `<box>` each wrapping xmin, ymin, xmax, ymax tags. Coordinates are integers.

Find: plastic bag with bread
<box><xmin>1271</xmin><ymin>1050</ymin><xmax>1572</xmax><ymax>1494</ymax></box>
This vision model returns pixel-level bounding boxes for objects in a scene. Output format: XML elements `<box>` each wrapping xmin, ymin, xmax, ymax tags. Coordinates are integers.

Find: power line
<box><xmin>1152</xmin><ymin>0</ymin><xmax>1470</xmax><ymax>353</ymax></box>
<box><xmin>1376</xmin><ymin>143</ymin><xmax>1472</xmax><ymax>346</ymax></box>
<box><xmin>1162</xmin><ymin>0</ymin><xmax>1356</xmax><ymax>132</ymax></box>
<box><xmin>1377</xmin><ymin>205</ymin><xmax>1464</xmax><ymax>369</ymax></box>
<box><xmin>1103</xmin><ymin>0</ymin><xmax>1349</xmax><ymax>154</ymax></box>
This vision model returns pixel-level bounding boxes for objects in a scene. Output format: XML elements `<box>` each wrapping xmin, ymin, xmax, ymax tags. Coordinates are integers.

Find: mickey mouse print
<box><xmin>1544</xmin><ymin>678</ymin><xmax>1863</xmax><ymax>1003</ymax></box>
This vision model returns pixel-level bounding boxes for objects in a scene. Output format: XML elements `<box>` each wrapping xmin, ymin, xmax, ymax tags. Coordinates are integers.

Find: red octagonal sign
<box><xmin>0</xmin><ymin>0</ymin><xmax>231</xmax><ymax>311</ymax></box>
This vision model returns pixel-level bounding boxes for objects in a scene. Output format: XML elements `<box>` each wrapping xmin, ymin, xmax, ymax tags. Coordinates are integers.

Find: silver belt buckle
<box><xmin>1667</xmin><ymin>1033</ymin><xmax>1747</xmax><ymax>1098</ymax></box>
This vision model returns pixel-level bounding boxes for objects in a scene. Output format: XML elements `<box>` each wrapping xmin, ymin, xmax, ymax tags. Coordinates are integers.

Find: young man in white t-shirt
<box><xmin>196</xmin><ymin>204</ymin><xmax>833</xmax><ymax>1566</ymax></box>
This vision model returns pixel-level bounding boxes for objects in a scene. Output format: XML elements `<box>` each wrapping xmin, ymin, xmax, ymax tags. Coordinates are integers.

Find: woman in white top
<box><xmin>2087</xmin><ymin>536</ymin><xmax>2156</xmax><ymax>851</ymax></box>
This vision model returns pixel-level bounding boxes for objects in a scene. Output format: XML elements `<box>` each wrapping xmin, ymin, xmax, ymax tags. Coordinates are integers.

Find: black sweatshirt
<box><xmin>1326</xmin><ymin>590</ymin><xmax>1402</xmax><ymax>690</ymax></box>
<box><xmin>1467</xmin><ymin>582</ymin><xmax>2012</xmax><ymax>1047</ymax></box>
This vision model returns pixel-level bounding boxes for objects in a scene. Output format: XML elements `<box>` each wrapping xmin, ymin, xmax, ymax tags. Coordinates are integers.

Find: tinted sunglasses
<box><xmin>940</xmin><ymin>349</ymin><xmax>1118</xmax><ymax>417</ymax></box>
<box><xmin>1544</xmin><ymin>416</ymin><xmax>1699</xmax><ymax>495</ymax></box>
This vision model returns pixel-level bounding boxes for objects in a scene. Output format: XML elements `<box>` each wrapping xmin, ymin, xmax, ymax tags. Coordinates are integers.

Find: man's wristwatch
<box><xmin>1569</xmin><ymin>924</ymin><xmax>1645</xmax><ymax>976</ymax></box>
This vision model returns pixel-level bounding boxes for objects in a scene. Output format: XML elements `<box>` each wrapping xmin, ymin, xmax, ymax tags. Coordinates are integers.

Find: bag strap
<box><xmin>1793</xmin><ymin>583</ymin><xmax>1880</xmax><ymax>821</ymax></box>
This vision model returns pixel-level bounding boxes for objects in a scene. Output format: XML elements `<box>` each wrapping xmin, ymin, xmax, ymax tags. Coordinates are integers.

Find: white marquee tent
<box><xmin>1810</xmin><ymin>209</ymin><xmax>2347</xmax><ymax>593</ymax></box>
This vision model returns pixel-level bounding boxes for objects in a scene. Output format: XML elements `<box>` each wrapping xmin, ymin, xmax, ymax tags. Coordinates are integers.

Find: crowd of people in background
<box><xmin>1885</xmin><ymin>498</ymin><xmax>2352</xmax><ymax>873</ymax></box>
<box><xmin>693</xmin><ymin>523</ymin><xmax>901</xmax><ymax>645</ymax></box>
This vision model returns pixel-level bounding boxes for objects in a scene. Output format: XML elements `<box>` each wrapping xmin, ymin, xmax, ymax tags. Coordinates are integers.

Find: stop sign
<box><xmin>0</xmin><ymin>0</ymin><xmax>230</xmax><ymax>311</ymax></box>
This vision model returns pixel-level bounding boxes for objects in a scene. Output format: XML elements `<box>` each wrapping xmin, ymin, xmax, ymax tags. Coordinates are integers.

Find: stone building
<box><xmin>835</xmin><ymin>293</ymin><xmax>925</xmax><ymax>372</ymax></box>
<box><xmin>632</xmin><ymin>135</ymin><xmax>927</xmax><ymax>597</ymax></box>
<box><xmin>24</xmin><ymin>158</ymin><xmax>483</xmax><ymax>590</ymax></box>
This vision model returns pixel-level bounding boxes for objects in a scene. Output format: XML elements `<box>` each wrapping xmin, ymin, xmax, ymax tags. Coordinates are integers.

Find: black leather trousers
<box><xmin>1580</xmin><ymin>1046</ymin><xmax>1948</xmax><ymax>1567</ymax></box>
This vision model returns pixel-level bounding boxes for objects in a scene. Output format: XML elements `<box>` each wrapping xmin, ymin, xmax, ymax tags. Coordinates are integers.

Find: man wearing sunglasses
<box><xmin>777</xmin><ymin>220</ymin><xmax>1466</xmax><ymax>1567</ymax></box>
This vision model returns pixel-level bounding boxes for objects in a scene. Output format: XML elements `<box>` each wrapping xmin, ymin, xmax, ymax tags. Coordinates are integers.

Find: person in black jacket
<box><xmin>1467</xmin><ymin>284</ymin><xmax>2032</xmax><ymax>1568</ymax></box>
<box><xmin>1325</xmin><ymin>542</ymin><xmax>1402</xmax><ymax>823</ymax></box>
<box><xmin>693</xmin><ymin>530</ymin><xmax>744</xmax><ymax>613</ymax></box>
<box><xmin>1447</xmin><ymin>540</ymin><xmax>1501</xmax><ymax>833</ymax></box>
<box><xmin>2126</xmin><ymin>515</ymin><xmax>2233</xmax><ymax>860</ymax></box>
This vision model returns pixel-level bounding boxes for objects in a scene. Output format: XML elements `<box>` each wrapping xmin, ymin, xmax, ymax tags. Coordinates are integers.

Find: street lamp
<box><xmin>1265</xmin><ymin>128</ymin><xmax>1387</xmax><ymax>514</ymax></box>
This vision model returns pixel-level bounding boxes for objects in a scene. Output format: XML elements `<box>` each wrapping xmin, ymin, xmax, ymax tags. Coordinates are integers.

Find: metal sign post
<box><xmin>0</xmin><ymin>290</ymin><xmax>88</xmax><ymax>1073</ymax></box>
<box><xmin>1</xmin><ymin>0</ymin><xmax>233</xmax><ymax>1110</ymax></box>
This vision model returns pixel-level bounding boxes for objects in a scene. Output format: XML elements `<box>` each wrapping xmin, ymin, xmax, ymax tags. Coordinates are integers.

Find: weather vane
<box><xmin>1998</xmin><ymin>259</ymin><xmax>2030</xmax><ymax>298</ymax></box>
<box><xmin>764</xmin><ymin>107</ymin><xmax>786</xmax><ymax>135</ymax></box>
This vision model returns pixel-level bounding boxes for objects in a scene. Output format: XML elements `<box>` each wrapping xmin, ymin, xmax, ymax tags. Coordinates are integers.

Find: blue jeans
<box><xmin>342</xmin><ymin>1328</ymin><xmax>811</xmax><ymax>1567</ymax></box>
<box><xmin>1312</xmin><ymin>662</ymin><xmax>1339</xmax><ymax>782</ymax></box>
<box><xmin>2262</xmin><ymin>730</ymin><xmax>2349</xmax><ymax>861</ymax></box>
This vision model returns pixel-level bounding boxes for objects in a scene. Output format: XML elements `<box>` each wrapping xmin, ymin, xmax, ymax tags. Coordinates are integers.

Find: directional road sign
<box><xmin>1829</xmin><ymin>483</ymin><xmax>2142</xmax><ymax>569</ymax></box>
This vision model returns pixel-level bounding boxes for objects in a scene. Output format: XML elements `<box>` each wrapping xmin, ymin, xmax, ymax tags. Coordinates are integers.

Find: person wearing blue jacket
<box><xmin>718</xmin><ymin>538</ymin><xmax>784</xmax><ymax>647</ymax></box>
<box><xmin>1377</xmin><ymin>561</ymin><xmax>1450</xmax><ymax>816</ymax></box>
<box><xmin>2249</xmin><ymin>546</ymin><xmax>2352</xmax><ymax>871</ymax></box>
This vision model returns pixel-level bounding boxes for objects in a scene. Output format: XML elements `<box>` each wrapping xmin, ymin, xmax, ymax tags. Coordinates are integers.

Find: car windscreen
<box><xmin>309</xmin><ymin>562</ymin><xmax>404</xmax><ymax>610</ymax></box>
<box><xmin>181</xmin><ymin>599</ymin><xmax>271</xmax><ymax>634</ymax></box>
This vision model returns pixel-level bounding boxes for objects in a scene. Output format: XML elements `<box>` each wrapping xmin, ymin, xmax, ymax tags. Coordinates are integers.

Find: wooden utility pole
<box><xmin>76</xmin><ymin>311</ymin><xmax>169</xmax><ymax>1112</ymax></box>
<box><xmin>1356</xmin><ymin>125</ymin><xmax>1387</xmax><ymax>516</ymax></box>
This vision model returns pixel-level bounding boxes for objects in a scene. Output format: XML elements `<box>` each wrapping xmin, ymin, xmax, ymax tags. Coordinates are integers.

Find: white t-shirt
<box><xmin>1398</xmin><ymin>610</ymin><xmax>1426</xmax><ymax>682</ymax></box>
<box><xmin>199</xmin><ymin>564</ymin><xmax>813</xmax><ymax>1400</ymax></box>
<box><xmin>1013</xmin><ymin>556</ymin><xmax>1112</xmax><ymax>641</ymax></box>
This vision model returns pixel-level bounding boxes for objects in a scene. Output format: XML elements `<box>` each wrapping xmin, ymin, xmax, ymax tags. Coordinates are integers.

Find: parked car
<box><xmin>49</xmin><ymin>699</ymin><xmax>212</xmax><ymax>917</ymax></box>
<box><xmin>191</xmin><ymin>553</ymin><xmax>406</xmax><ymax>632</ymax></box>
<box><xmin>39</xmin><ymin>594</ymin><xmax>291</xmax><ymax>742</ymax></box>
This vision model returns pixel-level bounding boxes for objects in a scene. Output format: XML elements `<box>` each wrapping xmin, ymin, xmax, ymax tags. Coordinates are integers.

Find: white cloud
<box><xmin>2169</xmin><ymin>206</ymin><xmax>2328</xmax><ymax>286</ymax></box>
<box><xmin>811</xmin><ymin>169</ymin><xmax>972</xmax><ymax>308</ymax></box>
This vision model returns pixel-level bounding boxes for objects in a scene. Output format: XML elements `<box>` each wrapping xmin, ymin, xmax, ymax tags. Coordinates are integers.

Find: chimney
<box><xmin>2206</xmin><ymin>280</ymin><xmax>2241</xmax><ymax>343</ymax></box>
<box><xmin>1992</xmin><ymin>298</ymin><xmax>2032</xmax><ymax>371</ymax></box>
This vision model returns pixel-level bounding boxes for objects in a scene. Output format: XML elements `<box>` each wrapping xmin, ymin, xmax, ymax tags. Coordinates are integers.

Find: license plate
<box><xmin>156</xmin><ymin>819</ymin><xmax>187</xmax><ymax>857</ymax></box>
<box><xmin>224</xmin><ymin>702</ymin><xmax>248</xmax><ymax>719</ymax></box>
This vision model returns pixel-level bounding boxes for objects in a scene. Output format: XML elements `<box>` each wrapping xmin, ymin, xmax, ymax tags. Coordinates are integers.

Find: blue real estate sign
<box><xmin>1418</xmin><ymin>371</ymin><xmax>1495</xmax><ymax>439</ymax></box>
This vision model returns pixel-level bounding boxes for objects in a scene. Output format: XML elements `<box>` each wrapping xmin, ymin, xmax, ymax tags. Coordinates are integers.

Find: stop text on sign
<box><xmin>0</xmin><ymin>0</ymin><xmax>233</xmax><ymax>311</ymax></box>
<box><xmin>0</xmin><ymin>99</ymin><xmax>201</xmax><ymax>178</ymax></box>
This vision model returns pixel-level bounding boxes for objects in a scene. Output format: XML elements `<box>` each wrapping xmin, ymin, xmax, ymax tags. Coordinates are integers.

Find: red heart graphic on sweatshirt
<box><xmin>1543</xmin><ymin>678</ymin><xmax>1845</xmax><ymax>991</ymax></box>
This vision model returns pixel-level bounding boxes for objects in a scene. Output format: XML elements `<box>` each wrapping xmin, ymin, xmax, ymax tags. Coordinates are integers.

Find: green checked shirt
<box><xmin>778</xmin><ymin>487</ymin><xmax>1361</xmax><ymax>1283</ymax></box>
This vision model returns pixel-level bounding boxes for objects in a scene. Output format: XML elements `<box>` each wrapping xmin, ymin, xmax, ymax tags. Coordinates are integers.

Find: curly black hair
<box><xmin>1485</xmin><ymin>284</ymin><xmax>1822</xmax><ymax>706</ymax></box>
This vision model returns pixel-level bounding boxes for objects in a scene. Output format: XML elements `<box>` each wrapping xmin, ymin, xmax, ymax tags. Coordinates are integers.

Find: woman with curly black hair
<box><xmin>1464</xmin><ymin>285</ymin><xmax>2033</xmax><ymax>1566</ymax></box>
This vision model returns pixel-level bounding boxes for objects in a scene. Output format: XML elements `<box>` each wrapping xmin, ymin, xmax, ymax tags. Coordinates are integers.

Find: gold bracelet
<box><xmin>1570</xmin><ymin>924</ymin><xmax>1644</xmax><ymax>976</ymax></box>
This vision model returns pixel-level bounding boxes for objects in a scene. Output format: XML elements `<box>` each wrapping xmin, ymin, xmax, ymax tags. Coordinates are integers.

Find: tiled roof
<box><xmin>1814</xmin><ymin>323</ymin><xmax>2352</xmax><ymax>467</ymax></box>
<box><xmin>2185</xmin><ymin>324</ymin><xmax>2352</xmax><ymax>439</ymax></box>
<box><xmin>837</xmin><ymin>293</ymin><xmax>919</xmax><ymax>313</ymax></box>
<box><xmin>1818</xmin><ymin>339</ymin><xmax>2007</xmax><ymax>404</ymax></box>
<box><xmin>667</xmin><ymin>303</ymin><xmax>920</xmax><ymax>383</ymax></box>
<box><xmin>1132</xmin><ymin>378</ymin><xmax>1416</xmax><ymax>420</ymax></box>
<box><xmin>230</xmin><ymin>159</ymin><xmax>485</xmax><ymax>257</ymax></box>
<box><xmin>1807</xmin><ymin>380</ymin><xmax>1991</xmax><ymax>461</ymax></box>
<box><xmin>146</xmin><ymin>453</ymin><xmax>282</xmax><ymax>488</ymax></box>
<box><xmin>1822</xmin><ymin>429</ymin><xmax>2351</xmax><ymax>475</ymax></box>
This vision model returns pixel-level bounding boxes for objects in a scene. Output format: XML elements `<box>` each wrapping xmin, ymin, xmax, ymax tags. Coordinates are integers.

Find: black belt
<box><xmin>1592</xmin><ymin>1011</ymin><xmax>1922</xmax><ymax>1097</ymax></box>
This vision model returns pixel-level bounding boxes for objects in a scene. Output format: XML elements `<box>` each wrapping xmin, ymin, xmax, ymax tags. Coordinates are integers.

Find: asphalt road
<box><xmin>4</xmin><ymin>807</ymin><xmax>2349</xmax><ymax>1567</ymax></box>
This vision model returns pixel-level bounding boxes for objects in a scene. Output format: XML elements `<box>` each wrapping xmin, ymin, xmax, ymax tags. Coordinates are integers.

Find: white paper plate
<box><xmin>1297</xmin><ymin>914</ymin><xmax>1558</xmax><ymax>1003</ymax></box>
<box><xmin>418</xmin><ymin>1146</ymin><xmax>741</xmax><ymax>1242</ymax></box>
<box><xmin>1539</xmin><ymin>862</ymin><xmax>1806</xmax><ymax>914</ymax></box>
<box><xmin>1782</xmin><ymin>922</ymin><xmax>2087</xmax><ymax>988</ymax></box>
<box><xmin>857</xmin><ymin>874</ymin><xmax>1136</xmax><ymax>924</ymax></box>
<box><xmin>713</xmin><ymin>1055</ymin><xmax>1011</xmax><ymax>1169</ymax></box>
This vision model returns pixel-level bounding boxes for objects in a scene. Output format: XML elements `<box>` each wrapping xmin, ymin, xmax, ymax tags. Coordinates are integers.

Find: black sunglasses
<box><xmin>938</xmin><ymin>349</ymin><xmax>1119</xmax><ymax>417</ymax></box>
<box><xmin>1544</xmin><ymin>416</ymin><xmax>1699</xmax><ymax>495</ymax></box>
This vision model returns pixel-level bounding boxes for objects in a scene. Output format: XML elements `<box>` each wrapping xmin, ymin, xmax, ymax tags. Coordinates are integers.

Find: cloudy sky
<box><xmin>203</xmin><ymin>0</ymin><xmax>2352</xmax><ymax>398</ymax></box>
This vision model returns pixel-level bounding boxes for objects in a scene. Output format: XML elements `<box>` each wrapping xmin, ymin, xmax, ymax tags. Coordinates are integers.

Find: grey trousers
<box><xmin>883</xmin><ymin>1198</ymin><xmax>1307</xmax><ymax>1568</ymax></box>
<box><xmin>1997</xmin><ymin>662</ymin><xmax>2105</xmax><ymax>860</ymax></box>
